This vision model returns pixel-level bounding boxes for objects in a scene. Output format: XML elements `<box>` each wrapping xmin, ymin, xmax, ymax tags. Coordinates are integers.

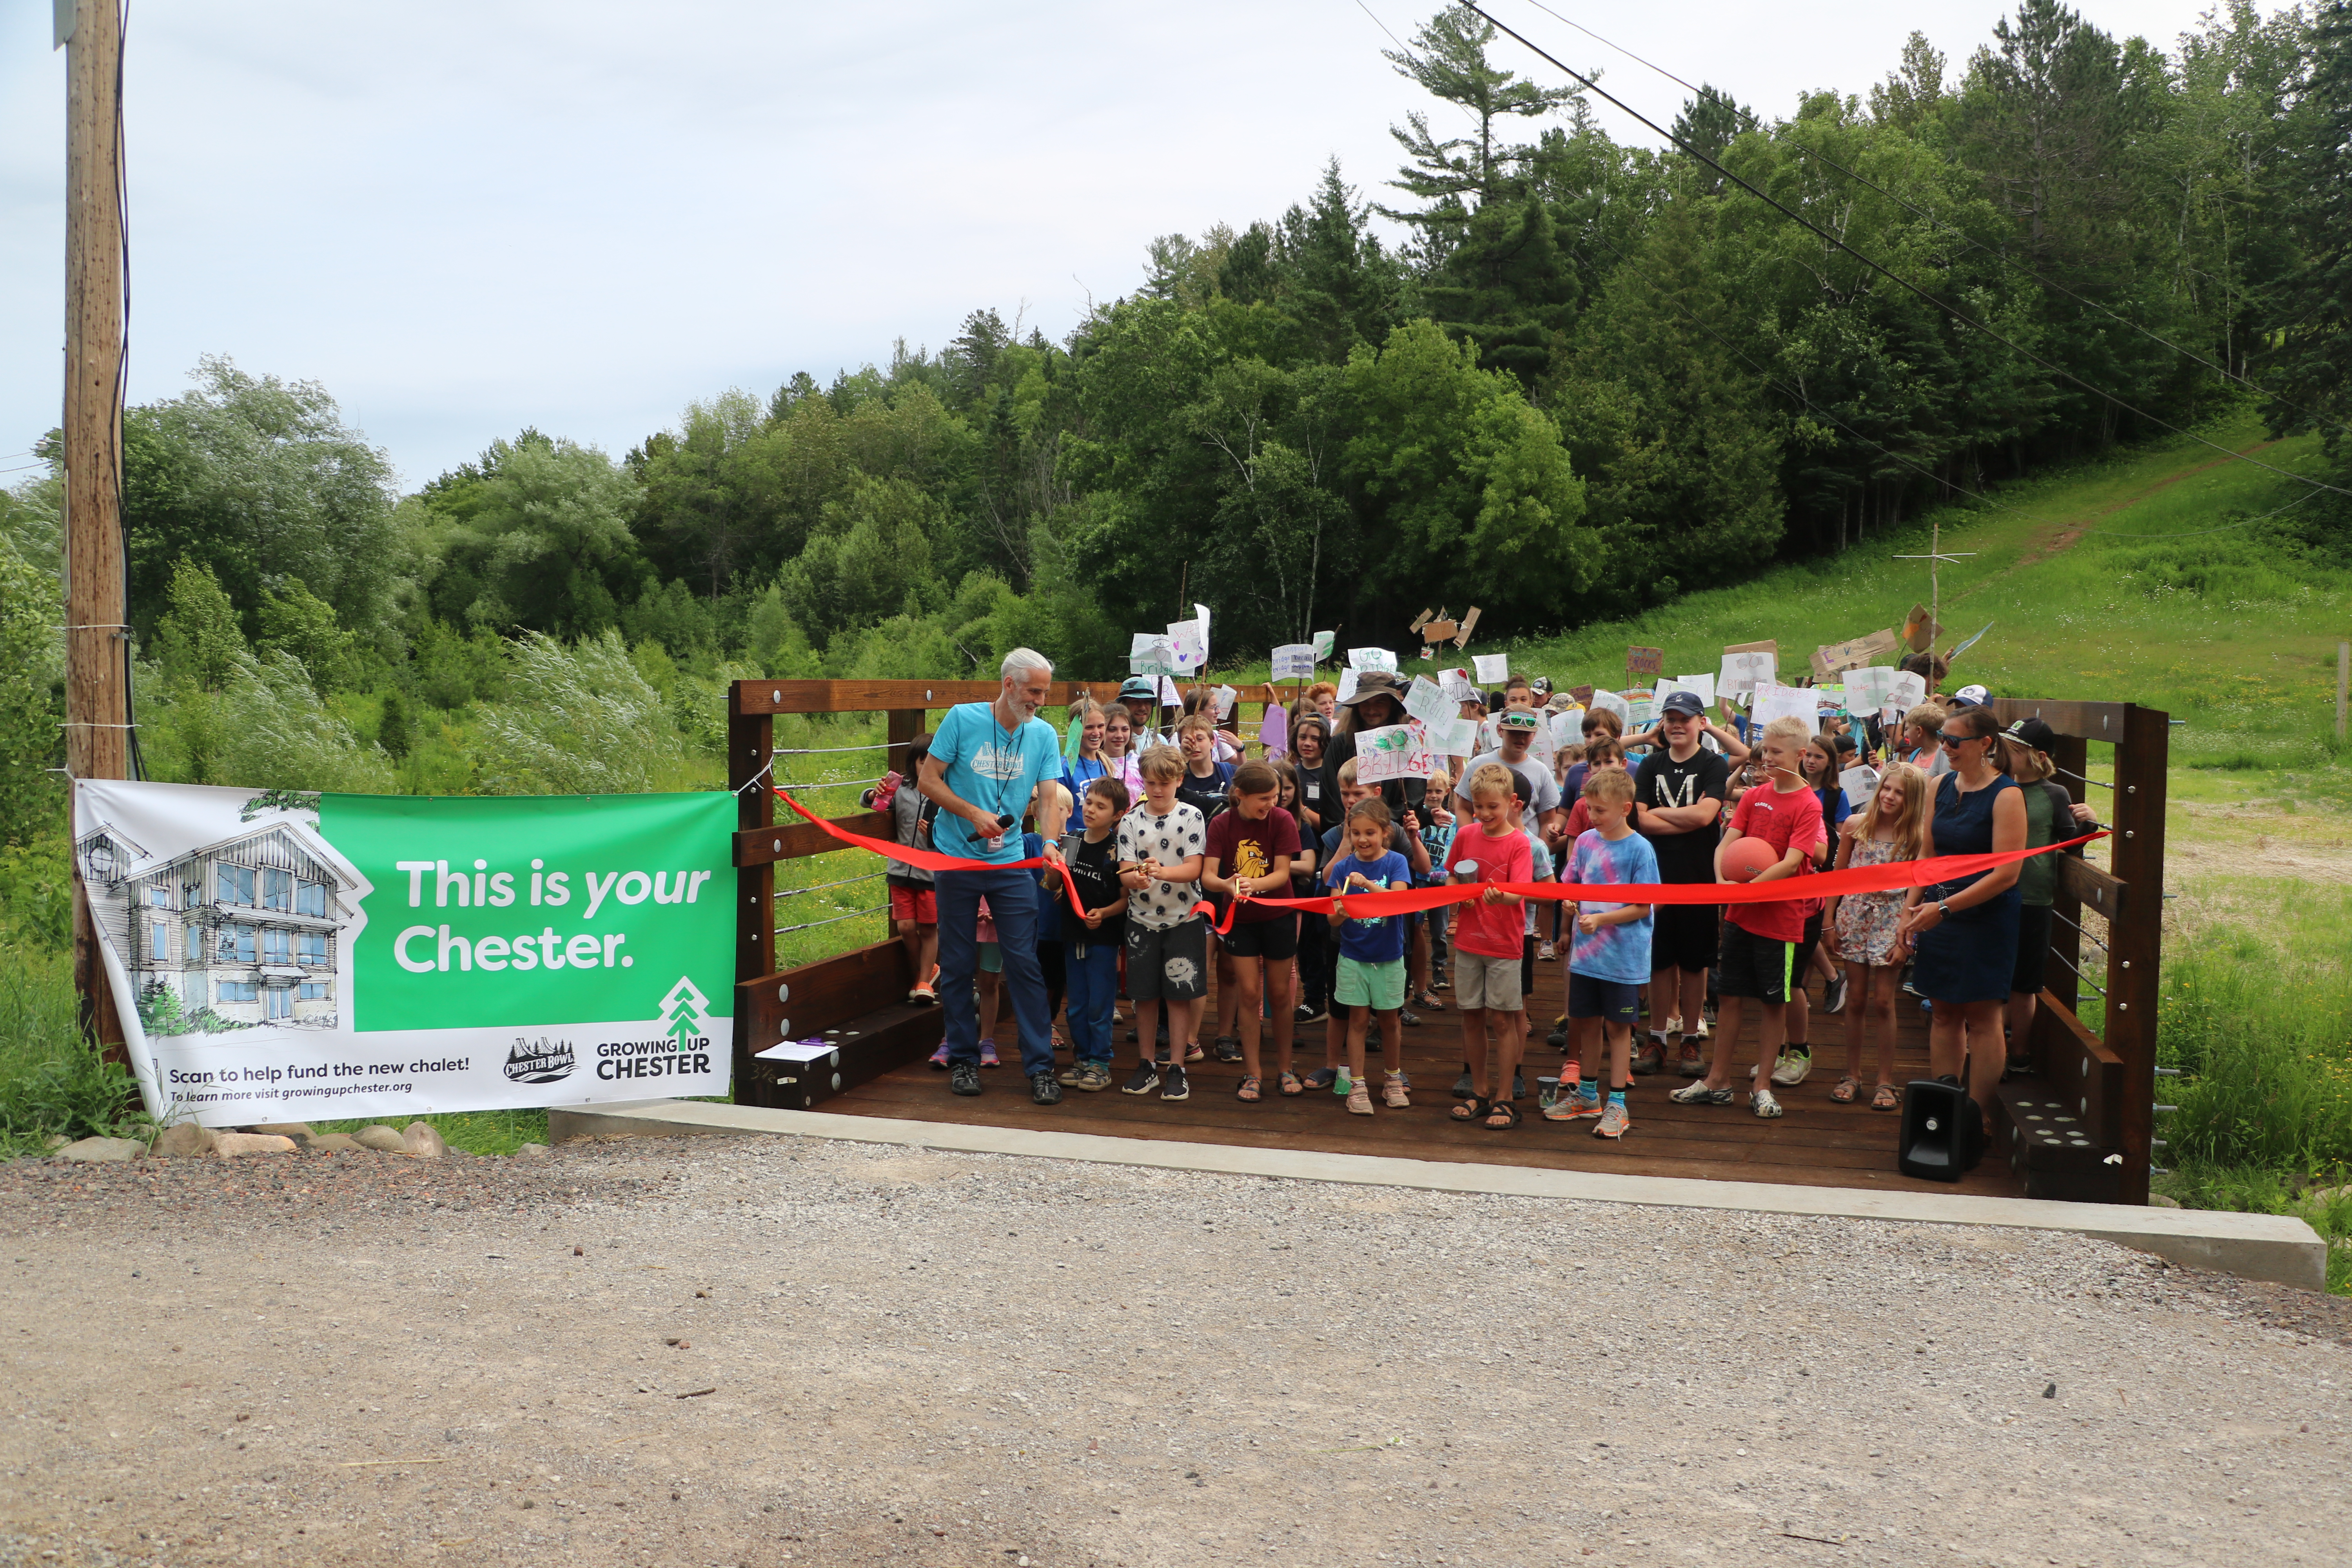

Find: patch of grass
<box><xmin>2155</xmin><ymin>1162</ymin><xmax>2352</xmax><ymax>1295</ymax></box>
<box><xmin>0</xmin><ymin>946</ymin><xmax>148</xmax><ymax>1158</ymax></box>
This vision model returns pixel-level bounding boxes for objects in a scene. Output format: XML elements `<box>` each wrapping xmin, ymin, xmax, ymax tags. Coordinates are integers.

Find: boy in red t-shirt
<box><xmin>1447</xmin><ymin>763</ymin><xmax>1532</xmax><ymax>1129</ymax></box>
<box><xmin>1671</xmin><ymin>717</ymin><xmax>1825</xmax><ymax>1119</ymax></box>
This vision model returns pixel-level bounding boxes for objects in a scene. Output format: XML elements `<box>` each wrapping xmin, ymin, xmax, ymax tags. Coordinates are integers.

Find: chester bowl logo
<box><xmin>503</xmin><ymin>1036</ymin><xmax>577</xmax><ymax>1083</ymax></box>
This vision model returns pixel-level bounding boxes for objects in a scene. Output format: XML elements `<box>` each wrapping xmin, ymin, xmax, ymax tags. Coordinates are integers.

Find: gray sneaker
<box><xmin>1593</xmin><ymin>1098</ymin><xmax>1632</xmax><ymax>1140</ymax></box>
<box><xmin>1771</xmin><ymin>1050</ymin><xmax>1813</xmax><ymax>1087</ymax></box>
<box><xmin>1072</xmin><ymin>1061</ymin><xmax>1112</xmax><ymax>1092</ymax></box>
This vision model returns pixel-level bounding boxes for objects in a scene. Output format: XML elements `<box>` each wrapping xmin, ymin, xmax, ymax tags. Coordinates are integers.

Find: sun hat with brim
<box><xmin>1118</xmin><ymin>676</ymin><xmax>1157</xmax><ymax>701</ymax></box>
<box><xmin>1545</xmin><ymin>691</ymin><xmax>1578</xmax><ymax>713</ymax></box>
<box><xmin>1497</xmin><ymin>710</ymin><xmax>1539</xmax><ymax>731</ymax></box>
<box><xmin>2006</xmin><ymin>716</ymin><xmax>2058</xmax><ymax>753</ymax></box>
<box><xmin>1341</xmin><ymin>672</ymin><xmax>1404</xmax><ymax>706</ymax></box>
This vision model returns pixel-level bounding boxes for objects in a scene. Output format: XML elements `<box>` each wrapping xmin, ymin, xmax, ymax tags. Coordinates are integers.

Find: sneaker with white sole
<box><xmin>1382</xmin><ymin>1072</ymin><xmax>1411</xmax><ymax>1109</ymax></box>
<box><xmin>1537</xmin><ymin>940</ymin><xmax>1557</xmax><ymax>962</ymax></box>
<box><xmin>1669</xmin><ymin>1080</ymin><xmax>1734</xmax><ymax>1106</ymax></box>
<box><xmin>1120</xmin><ymin>1060</ymin><xmax>1161</xmax><ymax>1096</ymax></box>
<box><xmin>1675</xmin><ymin>1043</ymin><xmax>1706</xmax><ymax>1078</ymax></box>
<box><xmin>1751</xmin><ymin>1087</ymin><xmax>1784</xmax><ymax>1118</ymax></box>
<box><xmin>1593</xmin><ymin>1098</ymin><xmax>1632</xmax><ymax>1139</ymax></box>
<box><xmin>1345</xmin><ymin>1082</ymin><xmax>1374</xmax><ymax>1115</ymax></box>
<box><xmin>1160</xmin><ymin>1063</ymin><xmax>1191</xmax><ymax>1102</ymax></box>
<box><xmin>1771</xmin><ymin>1049</ymin><xmax>1812</xmax><ymax>1087</ymax></box>
<box><xmin>928</xmin><ymin>1042</ymin><xmax>951</xmax><ymax>1069</ymax></box>
<box><xmin>1822</xmin><ymin>973</ymin><xmax>1849</xmax><ymax>1014</ymax></box>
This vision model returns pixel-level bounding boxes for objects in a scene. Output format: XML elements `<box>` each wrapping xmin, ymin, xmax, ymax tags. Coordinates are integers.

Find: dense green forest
<box><xmin>2</xmin><ymin>0</ymin><xmax>2348</xmax><ymax>820</ymax></box>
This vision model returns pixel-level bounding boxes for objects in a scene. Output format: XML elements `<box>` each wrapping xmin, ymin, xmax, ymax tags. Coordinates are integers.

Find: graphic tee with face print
<box><xmin>1115</xmin><ymin>802</ymin><xmax>1207</xmax><ymax>931</ymax></box>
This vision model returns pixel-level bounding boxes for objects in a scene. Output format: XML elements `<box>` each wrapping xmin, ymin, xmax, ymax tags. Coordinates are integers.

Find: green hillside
<box><xmin>1267</xmin><ymin>409</ymin><xmax>2346</xmax><ymax>768</ymax></box>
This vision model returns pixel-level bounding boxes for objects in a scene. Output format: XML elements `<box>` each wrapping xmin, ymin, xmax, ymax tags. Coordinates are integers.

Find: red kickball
<box><xmin>1720</xmin><ymin>837</ymin><xmax>1780</xmax><ymax>883</ymax></box>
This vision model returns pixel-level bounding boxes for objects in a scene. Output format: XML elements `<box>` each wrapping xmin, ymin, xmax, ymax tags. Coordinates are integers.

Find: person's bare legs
<box><xmin>1345</xmin><ymin>1004</ymin><xmax>1370</xmax><ymax>1087</ymax></box>
<box><xmin>976</xmin><ymin>970</ymin><xmax>1001</xmax><ymax>1045</ymax></box>
<box><xmin>895</xmin><ymin>917</ymin><xmax>922</xmax><ymax>987</ymax></box>
<box><xmin>916</xmin><ymin>923</ymin><xmax>937</xmax><ymax>987</ymax></box>
<box><xmin>1869</xmin><ymin>965</ymin><xmax>1899</xmax><ymax>1092</ymax></box>
<box><xmin>1132</xmin><ymin>997</ymin><xmax>1163</xmax><ymax>1070</ymax></box>
<box><xmin>1704</xmin><ymin>995</ymin><xmax>1746</xmax><ymax>1089</ymax></box>
<box><xmin>1215</xmin><ymin>939</ymin><xmax>1241</xmax><ymax>1045</ymax></box>
<box><xmin>1842</xmin><ymin>959</ymin><xmax>1875</xmax><ymax>1085</ymax></box>
<box><xmin>1459</xmin><ymin>1006</ymin><xmax>1492</xmax><ymax>1100</ymax></box>
<box><xmin>1167</xmin><ymin>995</ymin><xmax>1207</xmax><ymax>1068</ymax></box>
<box><xmin>1375</xmin><ymin>1007</ymin><xmax>1404</xmax><ymax>1089</ymax></box>
<box><xmin>1264</xmin><ymin>954</ymin><xmax>1296</xmax><ymax>1078</ymax></box>
<box><xmin>1234</xmin><ymin>954</ymin><xmax>1266</xmax><ymax>1081</ymax></box>
<box><xmin>1574</xmin><ymin>1014</ymin><xmax>1601</xmax><ymax>1091</ymax></box>
<box><xmin>1927</xmin><ymin>996</ymin><xmax>2005</xmax><ymax>1115</ymax></box>
<box><xmin>1410</xmin><ymin>921</ymin><xmax>1431</xmax><ymax>1002</ymax></box>
<box><xmin>1603</xmin><ymin>1019</ymin><xmax>1633</xmax><ymax>1091</ymax></box>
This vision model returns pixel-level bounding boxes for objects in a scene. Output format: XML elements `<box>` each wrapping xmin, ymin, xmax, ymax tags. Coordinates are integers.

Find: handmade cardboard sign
<box><xmin>1811</xmin><ymin>628</ymin><xmax>1900</xmax><ymax>681</ymax></box>
<box><xmin>1718</xmin><ymin>649</ymin><xmax>1777</xmax><ymax>697</ymax></box>
<box><xmin>1270</xmin><ymin>643</ymin><xmax>1316</xmax><ymax>680</ymax></box>
<box><xmin>1259</xmin><ymin>704</ymin><xmax>1288</xmax><ymax>757</ymax></box>
<box><xmin>1348</xmin><ymin>647</ymin><xmax>1397</xmax><ymax>673</ymax></box>
<box><xmin>1886</xmin><ymin>670</ymin><xmax>1927</xmax><ymax>715</ymax></box>
<box><xmin>1421</xmin><ymin>715</ymin><xmax>1478</xmax><ymax>757</ymax></box>
<box><xmin>1212</xmin><ymin>685</ymin><xmax>1238</xmax><ymax>721</ymax></box>
<box><xmin>1948</xmin><ymin>621</ymin><xmax>1993</xmax><ymax>662</ymax></box>
<box><xmin>1901</xmin><ymin>606</ymin><xmax>1942</xmax><ymax>654</ymax></box>
<box><xmin>1167</xmin><ymin>618</ymin><xmax>1206</xmax><ymax>673</ymax></box>
<box><xmin>1129</xmin><ymin>633</ymin><xmax>1178</xmax><ymax>678</ymax></box>
<box><xmin>1844</xmin><ymin>666</ymin><xmax>1898</xmax><ymax>712</ymax></box>
<box><xmin>1673</xmin><ymin>672</ymin><xmax>1717</xmax><ymax>709</ymax></box>
<box><xmin>1626</xmin><ymin>646</ymin><xmax>1664</xmax><ymax>677</ymax></box>
<box><xmin>1157</xmin><ymin>674</ymin><xmax>1181</xmax><ymax>707</ymax></box>
<box><xmin>1751</xmin><ymin>683</ymin><xmax>1820</xmax><ymax>735</ymax></box>
<box><xmin>1473</xmin><ymin>653</ymin><xmax>1509</xmax><ymax>683</ymax></box>
<box><xmin>1588</xmin><ymin>690</ymin><xmax>1632</xmax><ymax>727</ymax></box>
<box><xmin>1438</xmin><ymin>667</ymin><xmax>1477</xmax><ymax>702</ymax></box>
<box><xmin>1839</xmin><ymin>764</ymin><xmax>1881</xmax><ymax>811</ymax></box>
<box><xmin>1336</xmin><ymin>668</ymin><xmax>1359</xmax><ymax>704</ymax></box>
<box><xmin>1568</xmin><ymin>684</ymin><xmax>1596</xmax><ymax>706</ymax></box>
<box><xmin>1354</xmin><ymin>724</ymin><xmax>1434</xmax><ymax>784</ymax></box>
<box><xmin>1403</xmin><ymin>676</ymin><xmax>1456</xmax><ymax>731</ymax></box>
<box><xmin>1622</xmin><ymin>688</ymin><xmax>1657</xmax><ymax>730</ymax></box>
<box><xmin>1548</xmin><ymin>708</ymin><xmax>1585</xmax><ymax>748</ymax></box>
<box><xmin>1311</xmin><ymin>630</ymin><xmax>1336</xmax><ymax>661</ymax></box>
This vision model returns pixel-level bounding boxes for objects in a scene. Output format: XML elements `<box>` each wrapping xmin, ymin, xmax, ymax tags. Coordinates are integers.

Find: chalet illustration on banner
<box><xmin>76</xmin><ymin>815</ymin><xmax>354</xmax><ymax>1033</ymax></box>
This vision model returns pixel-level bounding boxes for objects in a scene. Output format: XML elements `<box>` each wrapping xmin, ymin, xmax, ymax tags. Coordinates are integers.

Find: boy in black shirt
<box><xmin>1633</xmin><ymin>691</ymin><xmax>1731</xmax><ymax>1076</ymax></box>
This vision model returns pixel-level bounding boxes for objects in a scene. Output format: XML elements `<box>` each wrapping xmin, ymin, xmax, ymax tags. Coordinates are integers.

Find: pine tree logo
<box><xmin>659</xmin><ymin>976</ymin><xmax>709</xmax><ymax>1049</ymax></box>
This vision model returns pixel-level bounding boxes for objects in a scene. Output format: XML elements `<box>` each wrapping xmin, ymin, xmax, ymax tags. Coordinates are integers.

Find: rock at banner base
<box><xmin>401</xmin><ymin>1122</ymin><xmax>448</xmax><ymax>1159</ymax></box>
<box><xmin>300</xmin><ymin>1133</ymin><xmax>365</xmax><ymax>1154</ymax></box>
<box><xmin>514</xmin><ymin>1143</ymin><xmax>550</xmax><ymax>1159</ymax></box>
<box><xmin>2148</xmin><ymin>1193</ymin><xmax>2182</xmax><ymax>1209</ymax></box>
<box><xmin>151</xmin><ymin>1123</ymin><xmax>217</xmax><ymax>1158</ymax></box>
<box><xmin>249</xmin><ymin>1122</ymin><xmax>314</xmax><ymax>1140</ymax></box>
<box><xmin>57</xmin><ymin>1136</ymin><xmax>146</xmax><ymax>1163</ymax></box>
<box><xmin>352</xmin><ymin>1126</ymin><xmax>407</xmax><ymax>1152</ymax></box>
<box><xmin>42</xmin><ymin>1134</ymin><xmax>69</xmax><ymax>1151</ymax></box>
<box><xmin>214</xmin><ymin>1132</ymin><xmax>298</xmax><ymax>1158</ymax></box>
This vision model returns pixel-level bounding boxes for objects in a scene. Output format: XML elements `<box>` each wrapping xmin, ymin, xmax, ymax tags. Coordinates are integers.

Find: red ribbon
<box><xmin>774</xmin><ymin>786</ymin><xmax>2107</xmax><ymax>938</ymax></box>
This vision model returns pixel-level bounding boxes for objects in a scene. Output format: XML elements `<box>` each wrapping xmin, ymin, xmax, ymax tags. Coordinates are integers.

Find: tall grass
<box><xmin>0</xmin><ymin>948</ymin><xmax>145</xmax><ymax>1157</ymax></box>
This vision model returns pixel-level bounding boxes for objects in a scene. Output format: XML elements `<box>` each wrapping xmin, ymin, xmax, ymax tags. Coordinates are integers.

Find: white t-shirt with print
<box><xmin>1116</xmin><ymin>802</ymin><xmax>1207</xmax><ymax>931</ymax></box>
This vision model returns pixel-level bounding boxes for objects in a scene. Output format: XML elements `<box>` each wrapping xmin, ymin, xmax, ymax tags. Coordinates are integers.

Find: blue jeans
<box><xmin>935</xmin><ymin>866</ymin><xmax>1053</xmax><ymax>1075</ymax></box>
<box><xmin>1062</xmin><ymin>936</ymin><xmax>1120</xmax><ymax>1063</ymax></box>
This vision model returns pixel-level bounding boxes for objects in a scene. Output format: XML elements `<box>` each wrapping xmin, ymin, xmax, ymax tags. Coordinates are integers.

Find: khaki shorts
<box><xmin>1452</xmin><ymin>950</ymin><xmax>1523</xmax><ymax>1012</ymax></box>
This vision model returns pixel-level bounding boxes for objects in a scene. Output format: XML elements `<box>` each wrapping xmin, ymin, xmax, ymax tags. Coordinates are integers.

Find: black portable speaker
<box><xmin>1898</xmin><ymin>1078</ymin><xmax>1984</xmax><ymax>1181</ymax></box>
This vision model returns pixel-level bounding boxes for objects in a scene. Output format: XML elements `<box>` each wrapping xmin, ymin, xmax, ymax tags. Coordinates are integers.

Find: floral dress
<box><xmin>1833</xmin><ymin>836</ymin><xmax>1908</xmax><ymax>967</ymax></box>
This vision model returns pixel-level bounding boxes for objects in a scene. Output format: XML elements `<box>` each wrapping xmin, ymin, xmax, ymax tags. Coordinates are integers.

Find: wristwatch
<box><xmin>1935</xmin><ymin>899</ymin><xmax>1951</xmax><ymax>918</ymax></box>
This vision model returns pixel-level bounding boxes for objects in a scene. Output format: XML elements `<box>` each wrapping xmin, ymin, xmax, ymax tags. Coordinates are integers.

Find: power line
<box><xmin>1460</xmin><ymin>2</ymin><xmax>2351</xmax><ymax>499</ymax></box>
<box><xmin>1510</xmin><ymin>0</ymin><xmax>2350</xmax><ymax>439</ymax></box>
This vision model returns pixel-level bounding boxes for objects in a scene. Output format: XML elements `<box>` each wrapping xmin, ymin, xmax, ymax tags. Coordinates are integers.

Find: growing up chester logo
<box><xmin>593</xmin><ymin>977</ymin><xmax>716</xmax><ymax>1082</ymax></box>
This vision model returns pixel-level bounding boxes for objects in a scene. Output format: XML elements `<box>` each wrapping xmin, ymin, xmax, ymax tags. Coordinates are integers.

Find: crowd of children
<box><xmin>863</xmin><ymin>653</ymin><xmax>2079</xmax><ymax>1139</ymax></box>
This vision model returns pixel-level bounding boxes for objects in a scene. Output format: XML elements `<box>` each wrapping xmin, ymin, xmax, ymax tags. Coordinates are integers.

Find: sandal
<box><xmin>1871</xmin><ymin>1083</ymin><xmax>1900</xmax><ymax>1111</ymax></box>
<box><xmin>1483</xmin><ymin>1100</ymin><xmax>1521</xmax><ymax>1130</ymax></box>
<box><xmin>1831</xmin><ymin>1076</ymin><xmax>1858</xmax><ymax>1104</ymax></box>
<box><xmin>1412</xmin><ymin>989</ymin><xmax>1445</xmax><ymax>1012</ymax></box>
<box><xmin>1450</xmin><ymin>1095</ymin><xmax>1491</xmax><ymax>1123</ymax></box>
<box><xmin>1236</xmin><ymin>1075</ymin><xmax>1261</xmax><ymax>1103</ymax></box>
<box><xmin>1278</xmin><ymin>1071</ymin><xmax>1304</xmax><ymax>1097</ymax></box>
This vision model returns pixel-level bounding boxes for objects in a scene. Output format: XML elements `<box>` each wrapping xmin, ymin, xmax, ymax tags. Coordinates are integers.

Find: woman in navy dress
<box><xmin>1895</xmin><ymin>704</ymin><xmax>2025</xmax><ymax>1120</ymax></box>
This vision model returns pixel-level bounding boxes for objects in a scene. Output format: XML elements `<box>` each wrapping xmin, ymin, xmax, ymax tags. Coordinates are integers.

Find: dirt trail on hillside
<box><xmin>2013</xmin><ymin>439</ymin><xmax>2281</xmax><ymax>564</ymax></box>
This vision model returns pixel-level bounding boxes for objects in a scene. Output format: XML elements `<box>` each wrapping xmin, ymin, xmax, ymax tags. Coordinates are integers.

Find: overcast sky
<box><xmin>1</xmin><ymin>0</ymin><xmax>2228</xmax><ymax>492</ymax></box>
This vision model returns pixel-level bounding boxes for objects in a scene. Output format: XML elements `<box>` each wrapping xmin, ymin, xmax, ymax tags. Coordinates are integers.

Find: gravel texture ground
<box><xmin>3</xmin><ymin>1133</ymin><xmax>2347</xmax><ymax>1568</ymax></box>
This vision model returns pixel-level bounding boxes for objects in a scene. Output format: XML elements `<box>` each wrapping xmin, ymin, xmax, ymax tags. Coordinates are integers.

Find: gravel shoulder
<box><xmin>2</xmin><ymin>1135</ymin><xmax>2347</xmax><ymax>1568</ymax></box>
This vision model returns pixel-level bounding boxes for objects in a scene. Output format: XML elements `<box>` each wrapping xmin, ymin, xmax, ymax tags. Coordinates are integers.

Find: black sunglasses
<box><xmin>1937</xmin><ymin>729</ymin><xmax>1987</xmax><ymax>746</ymax></box>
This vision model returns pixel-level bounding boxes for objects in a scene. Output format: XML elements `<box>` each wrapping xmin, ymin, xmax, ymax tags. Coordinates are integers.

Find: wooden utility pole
<box><xmin>60</xmin><ymin>0</ymin><xmax>132</xmax><ymax>1058</ymax></box>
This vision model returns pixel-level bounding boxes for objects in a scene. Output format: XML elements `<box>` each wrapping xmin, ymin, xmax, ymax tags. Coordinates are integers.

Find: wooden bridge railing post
<box><xmin>2106</xmin><ymin>704</ymin><xmax>2169</xmax><ymax>1206</ymax></box>
<box><xmin>728</xmin><ymin>684</ymin><xmax>775</xmax><ymax>1103</ymax></box>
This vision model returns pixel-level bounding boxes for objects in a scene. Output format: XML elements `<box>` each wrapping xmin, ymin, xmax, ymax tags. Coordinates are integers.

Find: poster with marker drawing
<box><xmin>1352</xmin><ymin>724</ymin><xmax>1435</xmax><ymax>784</ymax></box>
<box><xmin>1348</xmin><ymin>647</ymin><xmax>1397</xmax><ymax>674</ymax></box>
<box><xmin>1472</xmin><ymin>653</ymin><xmax>1509</xmax><ymax>684</ymax></box>
<box><xmin>1270</xmin><ymin>644</ymin><xmax>1316</xmax><ymax>680</ymax></box>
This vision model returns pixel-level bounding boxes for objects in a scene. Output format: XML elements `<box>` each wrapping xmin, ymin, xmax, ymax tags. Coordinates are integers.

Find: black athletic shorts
<box><xmin>2011</xmin><ymin>903</ymin><xmax>2054</xmax><ymax>997</ymax></box>
<box><xmin>1792</xmin><ymin>908</ymin><xmax>1824</xmax><ymax>985</ymax></box>
<box><xmin>1652</xmin><ymin>900</ymin><xmax>1720</xmax><ymax>974</ymax></box>
<box><xmin>1718</xmin><ymin>922</ymin><xmax>1793</xmax><ymax>1004</ymax></box>
<box><xmin>1222</xmin><ymin>913</ymin><xmax>1299</xmax><ymax>962</ymax></box>
<box><xmin>1568</xmin><ymin>973</ymin><xmax>1641</xmax><ymax>1024</ymax></box>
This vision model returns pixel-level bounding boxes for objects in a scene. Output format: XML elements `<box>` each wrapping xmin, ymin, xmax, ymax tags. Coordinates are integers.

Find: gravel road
<box><xmin>3</xmin><ymin>1134</ymin><xmax>2346</xmax><ymax>1568</ymax></box>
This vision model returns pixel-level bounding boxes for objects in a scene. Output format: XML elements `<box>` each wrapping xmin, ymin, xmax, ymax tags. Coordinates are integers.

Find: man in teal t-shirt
<box><xmin>918</xmin><ymin>649</ymin><xmax>1067</xmax><ymax>1103</ymax></box>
